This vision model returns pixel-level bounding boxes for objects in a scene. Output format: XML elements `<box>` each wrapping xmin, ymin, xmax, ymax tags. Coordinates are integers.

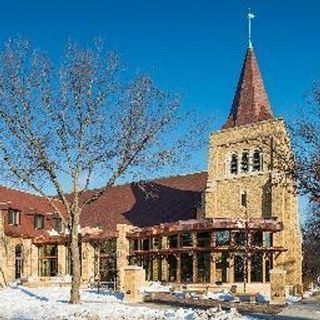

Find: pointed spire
<box><xmin>222</xmin><ymin>48</ymin><xmax>274</xmax><ymax>129</ymax></box>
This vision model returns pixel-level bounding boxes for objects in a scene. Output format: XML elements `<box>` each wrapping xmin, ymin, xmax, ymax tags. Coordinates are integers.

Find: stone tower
<box><xmin>205</xmin><ymin>47</ymin><xmax>303</xmax><ymax>292</ymax></box>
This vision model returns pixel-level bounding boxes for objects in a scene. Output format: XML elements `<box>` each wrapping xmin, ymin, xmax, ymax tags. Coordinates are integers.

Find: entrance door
<box><xmin>15</xmin><ymin>244</ymin><xmax>24</xmax><ymax>279</ymax></box>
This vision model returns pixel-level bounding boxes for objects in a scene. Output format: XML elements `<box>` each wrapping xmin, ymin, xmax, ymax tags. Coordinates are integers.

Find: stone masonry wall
<box><xmin>205</xmin><ymin>119</ymin><xmax>303</xmax><ymax>291</ymax></box>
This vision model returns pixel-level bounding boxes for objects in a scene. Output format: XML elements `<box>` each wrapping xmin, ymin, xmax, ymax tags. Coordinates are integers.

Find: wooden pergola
<box><xmin>126</xmin><ymin>217</ymin><xmax>286</xmax><ymax>285</ymax></box>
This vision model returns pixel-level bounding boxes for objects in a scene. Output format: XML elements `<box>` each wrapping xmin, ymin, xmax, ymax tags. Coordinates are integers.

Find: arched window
<box><xmin>230</xmin><ymin>154</ymin><xmax>238</xmax><ymax>175</ymax></box>
<box><xmin>252</xmin><ymin>150</ymin><xmax>263</xmax><ymax>172</ymax></box>
<box><xmin>240</xmin><ymin>151</ymin><xmax>249</xmax><ymax>173</ymax></box>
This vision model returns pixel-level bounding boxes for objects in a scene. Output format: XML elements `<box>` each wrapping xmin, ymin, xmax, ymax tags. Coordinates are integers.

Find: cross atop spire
<box><xmin>222</xmin><ymin>48</ymin><xmax>274</xmax><ymax>129</ymax></box>
<box><xmin>247</xmin><ymin>9</ymin><xmax>255</xmax><ymax>49</ymax></box>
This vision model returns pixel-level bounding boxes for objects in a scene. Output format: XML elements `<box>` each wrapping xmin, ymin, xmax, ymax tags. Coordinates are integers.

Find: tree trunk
<box><xmin>69</xmin><ymin>209</ymin><xmax>81</xmax><ymax>304</ymax></box>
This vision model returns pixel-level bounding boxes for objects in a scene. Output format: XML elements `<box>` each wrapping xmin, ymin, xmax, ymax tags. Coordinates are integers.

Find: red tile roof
<box><xmin>0</xmin><ymin>186</ymin><xmax>65</xmax><ymax>238</ymax></box>
<box><xmin>223</xmin><ymin>48</ymin><xmax>274</xmax><ymax>129</ymax></box>
<box><xmin>1</xmin><ymin>172</ymin><xmax>208</xmax><ymax>238</ymax></box>
<box><xmin>79</xmin><ymin>172</ymin><xmax>208</xmax><ymax>232</ymax></box>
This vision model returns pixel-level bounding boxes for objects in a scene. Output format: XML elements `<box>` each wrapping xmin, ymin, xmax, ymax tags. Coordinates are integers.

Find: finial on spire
<box><xmin>247</xmin><ymin>9</ymin><xmax>255</xmax><ymax>49</ymax></box>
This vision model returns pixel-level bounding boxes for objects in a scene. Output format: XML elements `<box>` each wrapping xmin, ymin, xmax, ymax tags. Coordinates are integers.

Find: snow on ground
<box><xmin>286</xmin><ymin>295</ymin><xmax>302</xmax><ymax>304</ymax></box>
<box><xmin>0</xmin><ymin>286</ymin><xmax>258</xmax><ymax>320</ymax></box>
<box><xmin>140</xmin><ymin>281</ymin><xmax>172</xmax><ymax>294</ymax></box>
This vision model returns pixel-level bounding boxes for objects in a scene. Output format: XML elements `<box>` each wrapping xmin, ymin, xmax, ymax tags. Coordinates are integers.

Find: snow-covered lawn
<box><xmin>0</xmin><ymin>286</ymin><xmax>257</xmax><ymax>320</ymax></box>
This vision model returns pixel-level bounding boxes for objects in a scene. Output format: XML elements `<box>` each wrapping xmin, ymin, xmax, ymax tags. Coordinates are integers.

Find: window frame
<box><xmin>240</xmin><ymin>190</ymin><xmax>247</xmax><ymax>208</ymax></box>
<box><xmin>240</xmin><ymin>151</ymin><xmax>250</xmax><ymax>173</ymax></box>
<box><xmin>53</xmin><ymin>217</ymin><xmax>62</xmax><ymax>233</ymax></box>
<box><xmin>34</xmin><ymin>214</ymin><xmax>45</xmax><ymax>230</ymax></box>
<box><xmin>229</xmin><ymin>153</ymin><xmax>239</xmax><ymax>175</ymax></box>
<box><xmin>8</xmin><ymin>209</ymin><xmax>21</xmax><ymax>226</ymax></box>
<box><xmin>252</xmin><ymin>149</ymin><xmax>263</xmax><ymax>172</ymax></box>
<box><xmin>38</xmin><ymin>244</ymin><xmax>58</xmax><ymax>277</ymax></box>
<box><xmin>216</xmin><ymin>230</ymin><xmax>231</xmax><ymax>246</ymax></box>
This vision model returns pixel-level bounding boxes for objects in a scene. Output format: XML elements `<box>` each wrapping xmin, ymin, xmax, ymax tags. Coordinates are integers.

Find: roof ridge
<box><xmin>80</xmin><ymin>171</ymin><xmax>208</xmax><ymax>194</ymax></box>
<box><xmin>0</xmin><ymin>185</ymin><xmax>62</xmax><ymax>202</ymax></box>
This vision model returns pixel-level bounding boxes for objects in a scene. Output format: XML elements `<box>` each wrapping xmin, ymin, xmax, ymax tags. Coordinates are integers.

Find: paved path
<box><xmin>253</xmin><ymin>295</ymin><xmax>320</xmax><ymax>320</ymax></box>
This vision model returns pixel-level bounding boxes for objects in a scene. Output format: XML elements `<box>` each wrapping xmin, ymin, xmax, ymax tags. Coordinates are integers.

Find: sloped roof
<box><xmin>79</xmin><ymin>172</ymin><xmax>208</xmax><ymax>232</ymax></box>
<box><xmin>223</xmin><ymin>48</ymin><xmax>274</xmax><ymax>129</ymax></box>
<box><xmin>1</xmin><ymin>172</ymin><xmax>208</xmax><ymax>238</ymax></box>
<box><xmin>0</xmin><ymin>186</ymin><xmax>65</xmax><ymax>238</ymax></box>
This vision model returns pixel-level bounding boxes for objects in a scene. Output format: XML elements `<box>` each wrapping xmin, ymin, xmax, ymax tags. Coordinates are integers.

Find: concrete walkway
<box><xmin>253</xmin><ymin>295</ymin><xmax>320</xmax><ymax>320</ymax></box>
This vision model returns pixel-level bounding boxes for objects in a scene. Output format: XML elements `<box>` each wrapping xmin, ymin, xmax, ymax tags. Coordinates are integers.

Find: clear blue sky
<box><xmin>0</xmin><ymin>0</ymin><xmax>318</xmax><ymax>218</ymax></box>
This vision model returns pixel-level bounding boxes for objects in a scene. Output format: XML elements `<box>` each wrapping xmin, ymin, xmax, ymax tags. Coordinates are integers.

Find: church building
<box><xmin>0</xmin><ymin>40</ymin><xmax>303</xmax><ymax>298</ymax></box>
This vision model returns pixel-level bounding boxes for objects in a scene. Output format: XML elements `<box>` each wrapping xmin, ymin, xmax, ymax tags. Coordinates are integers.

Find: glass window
<box><xmin>197</xmin><ymin>253</ymin><xmax>210</xmax><ymax>283</ymax></box>
<box><xmin>234</xmin><ymin>255</ymin><xmax>244</xmax><ymax>282</ymax></box>
<box><xmin>129</xmin><ymin>240</ymin><xmax>135</xmax><ymax>254</ymax></box>
<box><xmin>15</xmin><ymin>244</ymin><xmax>24</xmax><ymax>279</ymax></box>
<box><xmin>34</xmin><ymin>215</ymin><xmax>45</xmax><ymax>230</ymax></box>
<box><xmin>263</xmin><ymin>232</ymin><xmax>273</xmax><ymax>247</ymax></box>
<box><xmin>133</xmin><ymin>239</ymin><xmax>139</xmax><ymax>251</ymax></box>
<box><xmin>216</xmin><ymin>252</ymin><xmax>228</xmax><ymax>283</ymax></box>
<box><xmin>251</xmin><ymin>254</ymin><xmax>263</xmax><ymax>282</ymax></box>
<box><xmin>240</xmin><ymin>151</ymin><xmax>249</xmax><ymax>173</ymax></box>
<box><xmin>240</xmin><ymin>191</ymin><xmax>247</xmax><ymax>207</ymax></box>
<box><xmin>181</xmin><ymin>233</ymin><xmax>193</xmax><ymax>247</ymax></box>
<box><xmin>167</xmin><ymin>255</ymin><xmax>177</xmax><ymax>282</ymax></box>
<box><xmin>152</xmin><ymin>237</ymin><xmax>161</xmax><ymax>250</ymax></box>
<box><xmin>252</xmin><ymin>231</ymin><xmax>263</xmax><ymax>246</ymax></box>
<box><xmin>197</xmin><ymin>232</ymin><xmax>211</xmax><ymax>248</ymax></box>
<box><xmin>181</xmin><ymin>253</ymin><xmax>193</xmax><ymax>283</ymax></box>
<box><xmin>8</xmin><ymin>209</ymin><xmax>21</xmax><ymax>226</ymax></box>
<box><xmin>53</xmin><ymin>217</ymin><xmax>62</xmax><ymax>233</ymax></box>
<box><xmin>168</xmin><ymin>234</ymin><xmax>178</xmax><ymax>248</ymax></box>
<box><xmin>252</xmin><ymin>150</ymin><xmax>262</xmax><ymax>171</ymax></box>
<box><xmin>230</xmin><ymin>154</ymin><xmax>238</xmax><ymax>175</ymax></box>
<box><xmin>216</xmin><ymin>230</ymin><xmax>231</xmax><ymax>246</ymax></box>
<box><xmin>38</xmin><ymin>245</ymin><xmax>58</xmax><ymax>277</ymax></box>
<box><xmin>265</xmin><ymin>254</ymin><xmax>273</xmax><ymax>282</ymax></box>
<box><xmin>234</xmin><ymin>231</ymin><xmax>246</xmax><ymax>246</ymax></box>
<box><xmin>142</xmin><ymin>239</ymin><xmax>149</xmax><ymax>251</ymax></box>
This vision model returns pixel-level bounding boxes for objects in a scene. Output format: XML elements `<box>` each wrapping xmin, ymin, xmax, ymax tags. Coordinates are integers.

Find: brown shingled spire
<box><xmin>222</xmin><ymin>48</ymin><xmax>274</xmax><ymax>129</ymax></box>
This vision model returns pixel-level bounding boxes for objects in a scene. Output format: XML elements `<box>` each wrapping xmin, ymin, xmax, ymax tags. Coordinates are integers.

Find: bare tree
<box><xmin>0</xmin><ymin>38</ymin><xmax>209</xmax><ymax>303</ymax></box>
<box><xmin>302</xmin><ymin>208</ymin><xmax>320</xmax><ymax>287</ymax></box>
<box><xmin>294</xmin><ymin>82</ymin><xmax>320</xmax><ymax>204</ymax></box>
<box><xmin>293</xmin><ymin>82</ymin><xmax>320</xmax><ymax>286</ymax></box>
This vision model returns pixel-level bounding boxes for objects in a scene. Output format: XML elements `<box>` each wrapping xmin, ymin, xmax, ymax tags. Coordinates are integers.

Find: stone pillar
<box><xmin>210</xmin><ymin>253</ymin><xmax>216</xmax><ymax>284</ymax></box>
<box><xmin>247</xmin><ymin>257</ymin><xmax>251</xmax><ymax>284</ymax></box>
<box><xmin>21</xmin><ymin>239</ymin><xmax>32</xmax><ymax>279</ymax></box>
<box><xmin>123</xmin><ymin>265</ymin><xmax>146</xmax><ymax>302</ymax></box>
<box><xmin>116</xmin><ymin>224</ymin><xmax>134</xmax><ymax>291</ymax></box>
<box><xmin>161</xmin><ymin>236</ymin><xmax>167</xmax><ymax>250</ymax></box>
<box><xmin>192</xmin><ymin>253</ymin><xmax>197</xmax><ymax>283</ymax></box>
<box><xmin>161</xmin><ymin>256</ymin><xmax>168</xmax><ymax>282</ymax></box>
<box><xmin>30</xmin><ymin>244</ymin><xmax>39</xmax><ymax>277</ymax></box>
<box><xmin>176</xmin><ymin>254</ymin><xmax>181</xmax><ymax>283</ymax></box>
<box><xmin>81</xmin><ymin>242</ymin><xmax>95</xmax><ymax>283</ymax></box>
<box><xmin>161</xmin><ymin>237</ymin><xmax>168</xmax><ymax>282</ymax></box>
<box><xmin>57</xmin><ymin>245</ymin><xmax>66</xmax><ymax>276</ymax></box>
<box><xmin>228</xmin><ymin>255</ymin><xmax>234</xmax><ymax>283</ymax></box>
<box><xmin>270</xmin><ymin>269</ymin><xmax>287</xmax><ymax>305</ymax></box>
<box><xmin>262</xmin><ymin>254</ymin><xmax>266</xmax><ymax>283</ymax></box>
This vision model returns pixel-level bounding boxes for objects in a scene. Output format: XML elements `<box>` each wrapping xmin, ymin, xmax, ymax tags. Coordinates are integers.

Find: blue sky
<box><xmin>0</xmin><ymin>0</ymin><xmax>318</xmax><ymax>218</ymax></box>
